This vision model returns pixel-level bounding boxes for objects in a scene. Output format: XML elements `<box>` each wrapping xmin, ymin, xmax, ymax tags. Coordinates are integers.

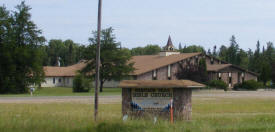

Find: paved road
<box><xmin>1</xmin><ymin>90</ymin><xmax>275</xmax><ymax>104</ymax></box>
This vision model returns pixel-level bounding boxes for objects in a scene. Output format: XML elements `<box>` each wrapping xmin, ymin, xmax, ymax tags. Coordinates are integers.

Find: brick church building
<box><xmin>42</xmin><ymin>36</ymin><xmax>258</xmax><ymax>88</ymax></box>
<box><xmin>130</xmin><ymin>36</ymin><xmax>258</xmax><ymax>88</ymax></box>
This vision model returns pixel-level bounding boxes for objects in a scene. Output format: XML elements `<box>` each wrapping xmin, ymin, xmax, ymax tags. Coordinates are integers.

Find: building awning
<box><xmin>119</xmin><ymin>80</ymin><xmax>205</xmax><ymax>89</ymax></box>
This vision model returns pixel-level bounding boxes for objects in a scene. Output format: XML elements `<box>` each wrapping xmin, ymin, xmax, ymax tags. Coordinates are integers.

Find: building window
<box><xmin>242</xmin><ymin>73</ymin><xmax>245</xmax><ymax>82</ymax></box>
<box><xmin>152</xmin><ymin>69</ymin><xmax>157</xmax><ymax>80</ymax></box>
<box><xmin>229</xmin><ymin>77</ymin><xmax>232</xmax><ymax>84</ymax></box>
<box><xmin>67</xmin><ymin>78</ymin><xmax>70</xmax><ymax>84</ymax></box>
<box><xmin>229</xmin><ymin>72</ymin><xmax>232</xmax><ymax>86</ymax></box>
<box><xmin>195</xmin><ymin>56</ymin><xmax>199</xmax><ymax>64</ymax></box>
<box><xmin>168</xmin><ymin>65</ymin><xmax>171</xmax><ymax>79</ymax></box>
<box><xmin>218</xmin><ymin>73</ymin><xmax>222</xmax><ymax>80</ymax></box>
<box><xmin>53</xmin><ymin>77</ymin><xmax>55</xmax><ymax>84</ymax></box>
<box><xmin>58</xmin><ymin>78</ymin><xmax>62</xmax><ymax>83</ymax></box>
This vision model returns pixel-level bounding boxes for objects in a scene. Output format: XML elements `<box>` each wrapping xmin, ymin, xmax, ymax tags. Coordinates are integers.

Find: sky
<box><xmin>1</xmin><ymin>0</ymin><xmax>275</xmax><ymax>51</ymax></box>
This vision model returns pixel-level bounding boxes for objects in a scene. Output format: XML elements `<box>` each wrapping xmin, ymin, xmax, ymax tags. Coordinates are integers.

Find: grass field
<box><xmin>1</xmin><ymin>91</ymin><xmax>275</xmax><ymax>132</ymax></box>
<box><xmin>0</xmin><ymin>87</ymin><xmax>121</xmax><ymax>97</ymax></box>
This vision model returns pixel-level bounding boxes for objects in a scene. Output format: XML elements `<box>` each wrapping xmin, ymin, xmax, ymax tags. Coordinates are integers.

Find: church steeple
<box><xmin>167</xmin><ymin>35</ymin><xmax>173</xmax><ymax>47</ymax></box>
<box><xmin>159</xmin><ymin>36</ymin><xmax>180</xmax><ymax>56</ymax></box>
<box><xmin>164</xmin><ymin>35</ymin><xmax>175</xmax><ymax>51</ymax></box>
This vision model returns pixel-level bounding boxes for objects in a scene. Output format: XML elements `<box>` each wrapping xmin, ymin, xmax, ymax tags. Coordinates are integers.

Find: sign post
<box><xmin>170</xmin><ymin>99</ymin><xmax>173</xmax><ymax>124</ymax></box>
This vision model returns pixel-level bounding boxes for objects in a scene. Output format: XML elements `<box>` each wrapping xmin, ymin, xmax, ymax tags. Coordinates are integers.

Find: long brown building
<box><xmin>42</xmin><ymin>36</ymin><xmax>258</xmax><ymax>88</ymax></box>
<box><xmin>130</xmin><ymin>36</ymin><xmax>258</xmax><ymax>88</ymax></box>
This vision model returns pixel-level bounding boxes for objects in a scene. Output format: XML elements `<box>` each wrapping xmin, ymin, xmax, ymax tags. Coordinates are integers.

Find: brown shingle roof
<box><xmin>44</xmin><ymin>61</ymin><xmax>87</xmax><ymax>77</ymax></box>
<box><xmin>130</xmin><ymin>52</ymin><xmax>201</xmax><ymax>75</ymax></box>
<box><xmin>207</xmin><ymin>64</ymin><xmax>232</xmax><ymax>72</ymax></box>
<box><xmin>119</xmin><ymin>80</ymin><xmax>205</xmax><ymax>88</ymax></box>
<box><xmin>207</xmin><ymin>64</ymin><xmax>259</xmax><ymax>76</ymax></box>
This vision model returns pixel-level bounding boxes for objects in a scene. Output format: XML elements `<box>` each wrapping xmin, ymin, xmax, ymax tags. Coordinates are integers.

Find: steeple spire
<box><xmin>159</xmin><ymin>36</ymin><xmax>180</xmax><ymax>56</ymax></box>
<box><xmin>167</xmin><ymin>35</ymin><xmax>173</xmax><ymax>47</ymax></box>
<box><xmin>164</xmin><ymin>35</ymin><xmax>175</xmax><ymax>51</ymax></box>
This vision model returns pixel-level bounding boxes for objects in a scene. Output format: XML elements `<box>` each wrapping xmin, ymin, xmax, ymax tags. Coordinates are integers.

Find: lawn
<box><xmin>1</xmin><ymin>91</ymin><xmax>275</xmax><ymax>132</ymax></box>
<box><xmin>0</xmin><ymin>87</ymin><xmax>121</xmax><ymax>97</ymax></box>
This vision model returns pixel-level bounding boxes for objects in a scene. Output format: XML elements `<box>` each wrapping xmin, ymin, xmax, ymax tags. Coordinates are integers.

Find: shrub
<box><xmin>207</xmin><ymin>80</ymin><xmax>228</xmax><ymax>91</ymax></box>
<box><xmin>73</xmin><ymin>74</ymin><xmax>92</xmax><ymax>92</ymax></box>
<box><xmin>233</xmin><ymin>80</ymin><xmax>263</xmax><ymax>91</ymax></box>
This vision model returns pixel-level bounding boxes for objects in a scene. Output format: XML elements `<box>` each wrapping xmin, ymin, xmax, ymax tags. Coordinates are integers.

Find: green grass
<box><xmin>1</xmin><ymin>95</ymin><xmax>275</xmax><ymax>132</ymax></box>
<box><xmin>0</xmin><ymin>87</ymin><xmax>122</xmax><ymax>97</ymax></box>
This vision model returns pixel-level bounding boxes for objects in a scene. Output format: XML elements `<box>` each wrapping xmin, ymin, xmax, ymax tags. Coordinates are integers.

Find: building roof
<box><xmin>207</xmin><ymin>64</ymin><xmax>232</xmax><ymax>72</ymax></box>
<box><xmin>43</xmin><ymin>53</ymin><xmax>201</xmax><ymax>77</ymax></box>
<box><xmin>207</xmin><ymin>63</ymin><xmax>259</xmax><ymax>76</ymax></box>
<box><xmin>130</xmin><ymin>52</ymin><xmax>201</xmax><ymax>75</ymax></box>
<box><xmin>119</xmin><ymin>80</ymin><xmax>205</xmax><ymax>88</ymax></box>
<box><xmin>43</xmin><ymin>61</ymin><xmax>87</xmax><ymax>77</ymax></box>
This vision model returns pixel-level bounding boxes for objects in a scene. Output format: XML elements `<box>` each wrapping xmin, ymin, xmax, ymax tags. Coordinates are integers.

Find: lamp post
<box><xmin>95</xmin><ymin>0</ymin><xmax>102</xmax><ymax>121</ymax></box>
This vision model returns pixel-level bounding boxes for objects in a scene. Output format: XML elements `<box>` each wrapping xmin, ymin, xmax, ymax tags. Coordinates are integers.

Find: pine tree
<box><xmin>178</xmin><ymin>43</ymin><xmax>182</xmax><ymax>50</ymax></box>
<box><xmin>82</xmin><ymin>27</ymin><xmax>134</xmax><ymax>92</ymax></box>
<box><xmin>226</xmin><ymin>35</ymin><xmax>239</xmax><ymax>64</ymax></box>
<box><xmin>207</xmin><ymin>48</ymin><xmax>211</xmax><ymax>55</ymax></box>
<box><xmin>213</xmin><ymin>45</ymin><xmax>217</xmax><ymax>57</ymax></box>
<box><xmin>0</xmin><ymin>2</ymin><xmax>45</xmax><ymax>93</ymax></box>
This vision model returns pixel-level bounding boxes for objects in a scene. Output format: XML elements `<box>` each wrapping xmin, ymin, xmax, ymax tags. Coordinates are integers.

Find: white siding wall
<box><xmin>41</xmin><ymin>77</ymin><xmax>71</xmax><ymax>87</ymax></box>
<box><xmin>42</xmin><ymin>77</ymin><xmax>119</xmax><ymax>88</ymax></box>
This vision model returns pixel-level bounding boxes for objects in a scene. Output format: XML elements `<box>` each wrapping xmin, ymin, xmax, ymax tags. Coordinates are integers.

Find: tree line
<box><xmin>205</xmin><ymin>36</ymin><xmax>275</xmax><ymax>86</ymax></box>
<box><xmin>0</xmin><ymin>2</ymin><xmax>45</xmax><ymax>93</ymax></box>
<box><xmin>1</xmin><ymin>2</ymin><xmax>274</xmax><ymax>94</ymax></box>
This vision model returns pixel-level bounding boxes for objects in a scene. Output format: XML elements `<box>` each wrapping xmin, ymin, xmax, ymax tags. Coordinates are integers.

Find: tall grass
<box><xmin>1</xmin><ymin>97</ymin><xmax>275</xmax><ymax>132</ymax></box>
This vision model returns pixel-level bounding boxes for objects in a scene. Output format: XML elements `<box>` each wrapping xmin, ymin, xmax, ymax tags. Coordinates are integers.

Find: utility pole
<box><xmin>95</xmin><ymin>0</ymin><xmax>102</xmax><ymax>121</ymax></box>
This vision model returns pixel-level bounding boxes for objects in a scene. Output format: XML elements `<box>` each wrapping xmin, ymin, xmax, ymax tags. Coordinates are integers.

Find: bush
<box><xmin>233</xmin><ymin>80</ymin><xmax>263</xmax><ymax>91</ymax></box>
<box><xmin>73</xmin><ymin>74</ymin><xmax>92</xmax><ymax>92</ymax></box>
<box><xmin>207</xmin><ymin>80</ymin><xmax>228</xmax><ymax>91</ymax></box>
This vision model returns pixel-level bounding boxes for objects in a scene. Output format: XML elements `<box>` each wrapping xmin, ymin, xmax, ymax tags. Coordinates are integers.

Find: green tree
<box><xmin>176</xmin><ymin>58</ymin><xmax>208</xmax><ymax>83</ymax></box>
<box><xmin>131</xmin><ymin>47</ymin><xmax>145</xmax><ymax>56</ymax></box>
<box><xmin>272</xmin><ymin>62</ymin><xmax>275</xmax><ymax>86</ymax></box>
<box><xmin>259</xmin><ymin>61</ymin><xmax>271</xmax><ymax>87</ymax></box>
<box><xmin>64</xmin><ymin>39</ymin><xmax>75</xmax><ymax>65</ymax></box>
<box><xmin>247</xmin><ymin>48</ymin><xmax>254</xmax><ymax>71</ymax></box>
<box><xmin>213</xmin><ymin>45</ymin><xmax>217</xmax><ymax>57</ymax></box>
<box><xmin>47</xmin><ymin>39</ymin><xmax>66</xmax><ymax>66</ymax></box>
<box><xmin>46</xmin><ymin>39</ymin><xmax>86</xmax><ymax>66</ymax></box>
<box><xmin>131</xmin><ymin>44</ymin><xmax>161</xmax><ymax>56</ymax></box>
<box><xmin>236</xmin><ymin>49</ymin><xmax>249</xmax><ymax>69</ymax></box>
<box><xmin>180</xmin><ymin>45</ymin><xmax>205</xmax><ymax>53</ymax></box>
<box><xmin>178</xmin><ymin>43</ymin><xmax>182</xmax><ymax>50</ymax></box>
<box><xmin>0</xmin><ymin>2</ymin><xmax>45</xmax><ymax>93</ymax></box>
<box><xmin>73</xmin><ymin>73</ymin><xmax>92</xmax><ymax>92</ymax></box>
<box><xmin>226</xmin><ymin>35</ymin><xmax>239</xmax><ymax>65</ymax></box>
<box><xmin>143</xmin><ymin>44</ymin><xmax>161</xmax><ymax>55</ymax></box>
<box><xmin>82</xmin><ymin>27</ymin><xmax>134</xmax><ymax>92</ymax></box>
<box><xmin>218</xmin><ymin>45</ymin><xmax>227</xmax><ymax>61</ymax></box>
